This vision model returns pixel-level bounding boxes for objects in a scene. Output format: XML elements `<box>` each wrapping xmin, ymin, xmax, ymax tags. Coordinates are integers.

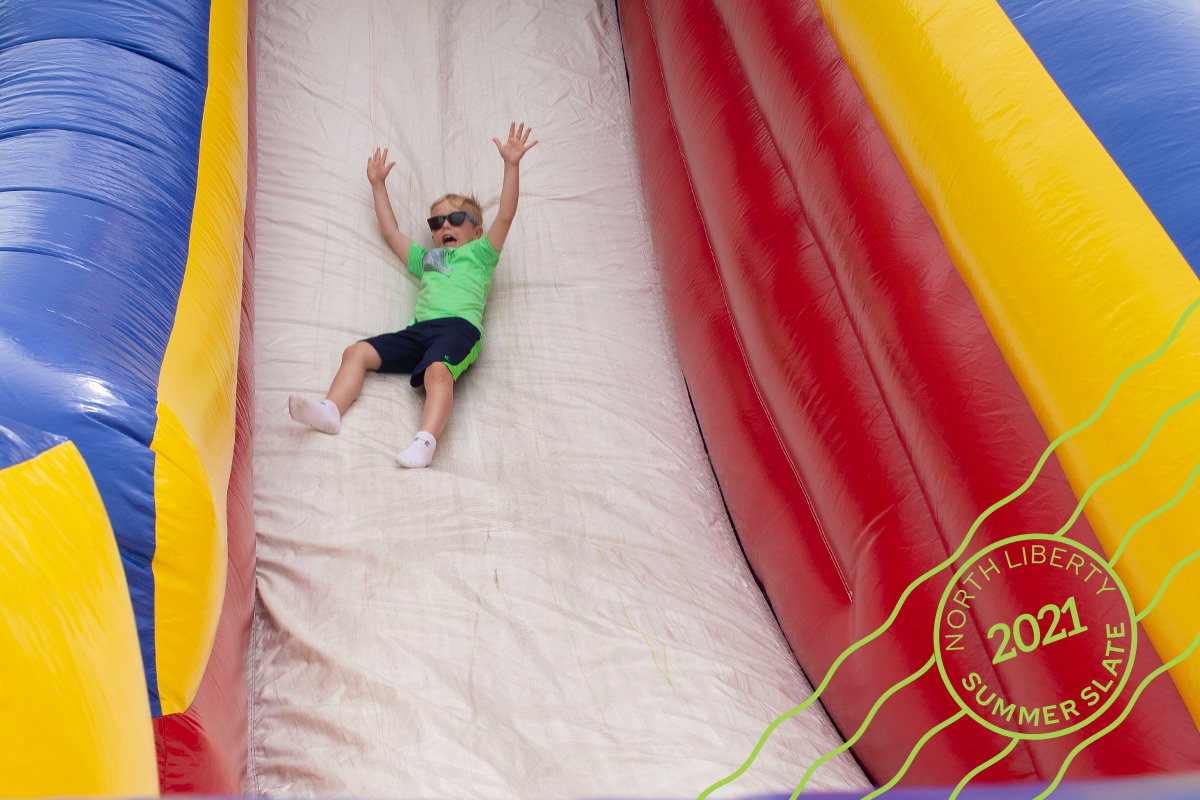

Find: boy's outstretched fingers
<box><xmin>367</xmin><ymin>148</ymin><xmax>395</xmax><ymax>183</ymax></box>
<box><xmin>492</xmin><ymin>122</ymin><xmax>538</xmax><ymax>163</ymax></box>
<box><xmin>519</xmin><ymin>123</ymin><xmax>538</xmax><ymax>151</ymax></box>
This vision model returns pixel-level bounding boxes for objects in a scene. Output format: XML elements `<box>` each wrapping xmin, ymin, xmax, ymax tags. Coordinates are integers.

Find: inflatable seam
<box><xmin>718</xmin><ymin>25</ymin><xmax>958</xmax><ymax>602</ymax></box>
<box><xmin>640</xmin><ymin>8</ymin><xmax>852</xmax><ymax>600</ymax></box>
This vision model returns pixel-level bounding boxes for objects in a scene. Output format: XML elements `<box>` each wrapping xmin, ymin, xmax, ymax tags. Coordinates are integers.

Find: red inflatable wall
<box><xmin>151</xmin><ymin>2</ymin><xmax>257</xmax><ymax>791</ymax></box>
<box><xmin>619</xmin><ymin>0</ymin><xmax>1200</xmax><ymax>784</ymax></box>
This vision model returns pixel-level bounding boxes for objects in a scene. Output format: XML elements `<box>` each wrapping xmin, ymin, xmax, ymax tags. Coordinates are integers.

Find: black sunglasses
<box><xmin>427</xmin><ymin>211</ymin><xmax>479</xmax><ymax>231</ymax></box>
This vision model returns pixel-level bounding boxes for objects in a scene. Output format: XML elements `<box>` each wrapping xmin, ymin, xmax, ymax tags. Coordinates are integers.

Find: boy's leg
<box><xmin>419</xmin><ymin>361</ymin><xmax>454</xmax><ymax>439</ymax></box>
<box><xmin>327</xmin><ymin>341</ymin><xmax>383</xmax><ymax>414</ymax></box>
<box><xmin>289</xmin><ymin>341</ymin><xmax>382</xmax><ymax>434</ymax></box>
<box><xmin>395</xmin><ymin>320</ymin><xmax>478</xmax><ymax>468</ymax></box>
<box><xmin>396</xmin><ymin>362</ymin><xmax>453</xmax><ymax>468</ymax></box>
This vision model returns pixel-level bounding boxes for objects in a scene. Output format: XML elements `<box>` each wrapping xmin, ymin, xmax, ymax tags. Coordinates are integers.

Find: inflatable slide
<box><xmin>245</xmin><ymin>0</ymin><xmax>860</xmax><ymax>794</ymax></box>
<box><xmin>3</xmin><ymin>0</ymin><xmax>1200</xmax><ymax>796</ymax></box>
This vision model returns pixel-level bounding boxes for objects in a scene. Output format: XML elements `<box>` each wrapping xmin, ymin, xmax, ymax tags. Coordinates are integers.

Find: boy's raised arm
<box><xmin>367</xmin><ymin>148</ymin><xmax>413</xmax><ymax>266</ymax></box>
<box><xmin>487</xmin><ymin>123</ymin><xmax>538</xmax><ymax>252</ymax></box>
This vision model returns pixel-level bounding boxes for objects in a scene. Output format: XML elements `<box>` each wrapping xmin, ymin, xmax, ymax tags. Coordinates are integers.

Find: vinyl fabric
<box><xmin>0</xmin><ymin>423</ymin><xmax>157</xmax><ymax>796</ymax></box>
<box><xmin>153</xmin><ymin>2</ymin><xmax>258</xmax><ymax>790</ymax></box>
<box><xmin>620</xmin><ymin>0</ymin><xmax>1200</xmax><ymax>785</ymax></box>
<box><xmin>0</xmin><ymin>0</ymin><xmax>247</xmax><ymax>723</ymax></box>
<box><xmin>811</xmin><ymin>0</ymin><xmax>1200</xmax><ymax>728</ymax></box>
<box><xmin>246</xmin><ymin>0</ymin><xmax>866</xmax><ymax>795</ymax></box>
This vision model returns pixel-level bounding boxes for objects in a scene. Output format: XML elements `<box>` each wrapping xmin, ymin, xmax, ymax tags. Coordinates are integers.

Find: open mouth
<box><xmin>441</xmin><ymin>234</ymin><xmax>458</xmax><ymax>247</ymax></box>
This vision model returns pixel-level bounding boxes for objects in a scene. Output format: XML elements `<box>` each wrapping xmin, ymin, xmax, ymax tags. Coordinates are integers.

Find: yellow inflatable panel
<box><xmin>813</xmin><ymin>0</ymin><xmax>1200</xmax><ymax>724</ymax></box>
<box><xmin>0</xmin><ymin>442</ymin><xmax>158</xmax><ymax>796</ymax></box>
<box><xmin>151</xmin><ymin>0</ymin><xmax>248</xmax><ymax>715</ymax></box>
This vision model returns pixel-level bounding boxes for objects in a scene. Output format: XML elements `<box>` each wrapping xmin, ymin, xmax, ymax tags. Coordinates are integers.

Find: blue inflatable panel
<box><xmin>789</xmin><ymin>773</ymin><xmax>1200</xmax><ymax>798</ymax></box>
<box><xmin>0</xmin><ymin>417</ymin><xmax>66</xmax><ymax>471</ymax></box>
<box><xmin>997</xmin><ymin>0</ymin><xmax>1200</xmax><ymax>278</ymax></box>
<box><xmin>0</xmin><ymin>0</ymin><xmax>210</xmax><ymax>715</ymax></box>
<box><xmin>0</xmin><ymin>0</ymin><xmax>208</xmax><ymax>82</ymax></box>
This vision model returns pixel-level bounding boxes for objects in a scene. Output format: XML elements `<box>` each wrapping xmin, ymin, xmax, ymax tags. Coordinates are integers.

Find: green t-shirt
<box><xmin>406</xmin><ymin>236</ymin><xmax>500</xmax><ymax>330</ymax></box>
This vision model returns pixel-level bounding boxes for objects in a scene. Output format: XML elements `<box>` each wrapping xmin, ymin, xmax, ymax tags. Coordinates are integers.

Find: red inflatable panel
<box><xmin>622</xmin><ymin>0</ymin><xmax>851</xmax><ymax>635</ymax></box>
<box><xmin>152</xmin><ymin>1</ymin><xmax>257</xmax><ymax>792</ymax></box>
<box><xmin>620</xmin><ymin>0</ymin><xmax>1200</xmax><ymax>784</ymax></box>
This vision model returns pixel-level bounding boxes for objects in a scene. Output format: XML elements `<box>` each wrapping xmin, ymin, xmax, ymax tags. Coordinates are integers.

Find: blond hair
<box><xmin>430</xmin><ymin>193</ymin><xmax>483</xmax><ymax>224</ymax></box>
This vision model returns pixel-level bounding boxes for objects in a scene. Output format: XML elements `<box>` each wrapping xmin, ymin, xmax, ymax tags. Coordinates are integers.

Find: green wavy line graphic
<box><xmin>697</xmin><ymin>297</ymin><xmax>1200</xmax><ymax>800</ymax></box>
<box><xmin>1108</xmin><ymin>461</ymin><xmax>1200</xmax><ymax>566</ymax></box>
<box><xmin>860</xmin><ymin>710</ymin><xmax>966</xmax><ymax>800</ymax></box>
<box><xmin>948</xmin><ymin>737</ymin><xmax>1019</xmax><ymax>800</ymax></box>
<box><xmin>948</xmin><ymin>547</ymin><xmax>1200</xmax><ymax>800</ymax></box>
<box><xmin>1051</xmin><ymin>390</ymin><xmax>1200</xmax><ymax>538</ymax></box>
<box><xmin>1030</xmin><ymin>627</ymin><xmax>1200</xmax><ymax>800</ymax></box>
<box><xmin>1136</xmin><ymin>548</ymin><xmax>1200</xmax><ymax>624</ymax></box>
<box><xmin>788</xmin><ymin>656</ymin><xmax>936</xmax><ymax>800</ymax></box>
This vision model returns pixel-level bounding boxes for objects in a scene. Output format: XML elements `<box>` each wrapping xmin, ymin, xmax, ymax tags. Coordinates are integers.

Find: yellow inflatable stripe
<box><xmin>151</xmin><ymin>0</ymin><xmax>248</xmax><ymax>716</ymax></box>
<box><xmin>0</xmin><ymin>443</ymin><xmax>157</xmax><ymax>796</ymax></box>
<box><xmin>813</xmin><ymin>0</ymin><xmax>1200</xmax><ymax>725</ymax></box>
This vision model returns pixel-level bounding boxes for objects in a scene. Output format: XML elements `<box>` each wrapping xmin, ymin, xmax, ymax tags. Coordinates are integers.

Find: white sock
<box><xmin>288</xmin><ymin>395</ymin><xmax>341</xmax><ymax>434</ymax></box>
<box><xmin>395</xmin><ymin>431</ymin><xmax>436</xmax><ymax>468</ymax></box>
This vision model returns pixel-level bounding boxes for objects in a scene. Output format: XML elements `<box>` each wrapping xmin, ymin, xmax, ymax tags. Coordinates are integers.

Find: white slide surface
<box><xmin>247</xmin><ymin>0</ymin><xmax>868</xmax><ymax>795</ymax></box>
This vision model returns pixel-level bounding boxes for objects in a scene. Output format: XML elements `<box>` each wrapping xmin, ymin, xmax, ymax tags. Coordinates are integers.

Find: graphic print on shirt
<box><xmin>422</xmin><ymin>248</ymin><xmax>451</xmax><ymax>275</ymax></box>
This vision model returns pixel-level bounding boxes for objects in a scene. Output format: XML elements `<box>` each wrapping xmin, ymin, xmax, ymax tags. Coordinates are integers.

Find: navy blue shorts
<box><xmin>362</xmin><ymin>317</ymin><xmax>482</xmax><ymax>387</ymax></box>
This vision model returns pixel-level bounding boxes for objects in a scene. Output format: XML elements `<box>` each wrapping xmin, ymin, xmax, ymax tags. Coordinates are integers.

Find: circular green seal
<box><xmin>934</xmin><ymin>534</ymin><xmax>1136</xmax><ymax>740</ymax></box>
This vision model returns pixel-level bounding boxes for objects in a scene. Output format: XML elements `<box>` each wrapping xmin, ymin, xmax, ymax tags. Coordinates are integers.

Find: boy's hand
<box><xmin>367</xmin><ymin>147</ymin><xmax>395</xmax><ymax>185</ymax></box>
<box><xmin>366</xmin><ymin>147</ymin><xmax>412</xmax><ymax>265</ymax></box>
<box><xmin>487</xmin><ymin>124</ymin><xmax>535</xmax><ymax>252</ymax></box>
<box><xmin>492</xmin><ymin>123</ymin><xmax>538</xmax><ymax>166</ymax></box>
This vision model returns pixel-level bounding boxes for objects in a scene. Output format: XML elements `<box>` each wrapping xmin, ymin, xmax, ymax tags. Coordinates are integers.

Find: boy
<box><xmin>288</xmin><ymin>123</ymin><xmax>537</xmax><ymax>468</ymax></box>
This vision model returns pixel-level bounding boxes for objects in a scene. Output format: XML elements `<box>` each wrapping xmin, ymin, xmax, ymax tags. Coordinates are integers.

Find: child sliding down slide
<box><xmin>288</xmin><ymin>123</ymin><xmax>537</xmax><ymax>468</ymax></box>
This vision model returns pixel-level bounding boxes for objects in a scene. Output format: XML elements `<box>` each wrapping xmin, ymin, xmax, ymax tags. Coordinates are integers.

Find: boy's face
<box><xmin>430</xmin><ymin>199</ymin><xmax>483</xmax><ymax>248</ymax></box>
